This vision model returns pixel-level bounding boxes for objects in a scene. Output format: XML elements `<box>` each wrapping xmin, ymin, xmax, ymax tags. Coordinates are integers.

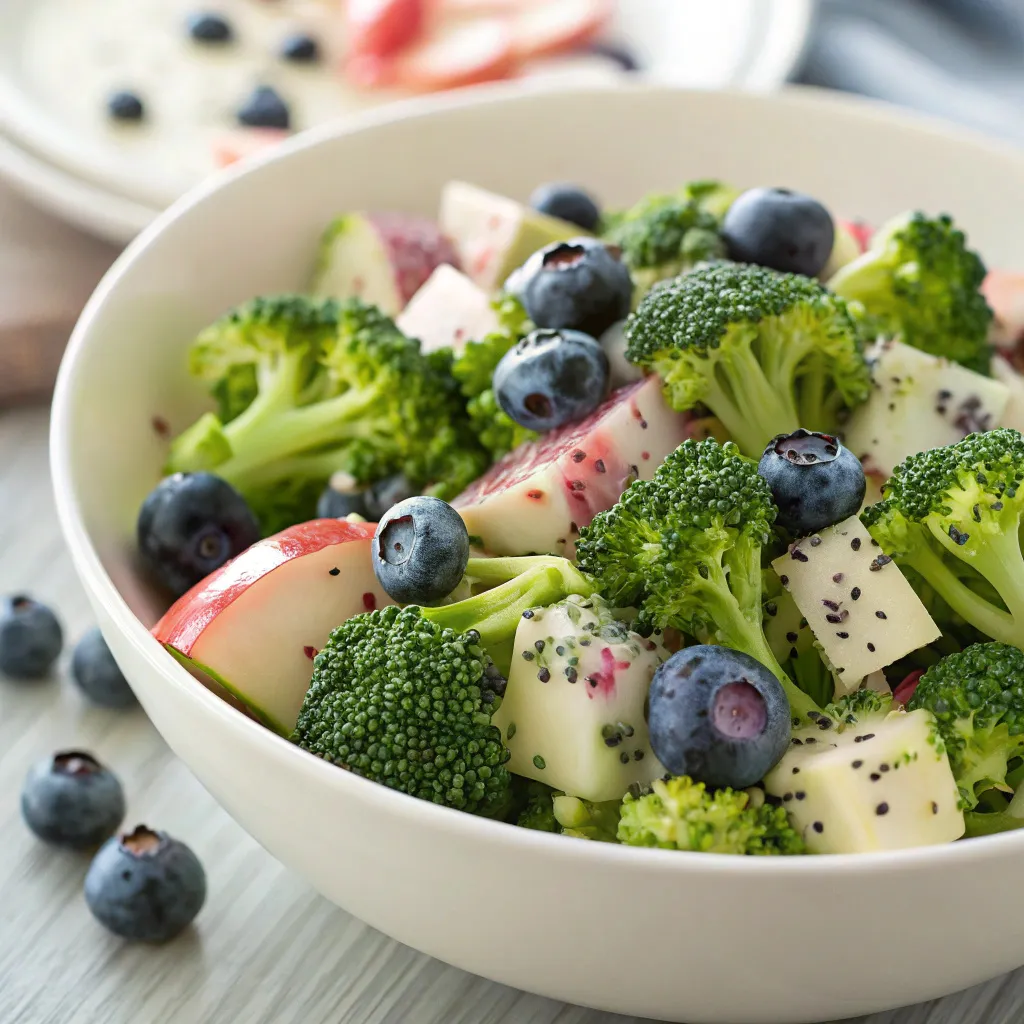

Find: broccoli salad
<box><xmin>138</xmin><ymin>177</ymin><xmax>1024</xmax><ymax>856</ymax></box>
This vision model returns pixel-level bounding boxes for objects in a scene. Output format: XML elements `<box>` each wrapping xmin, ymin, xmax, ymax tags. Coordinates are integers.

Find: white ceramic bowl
<box><xmin>51</xmin><ymin>83</ymin><xmax>1024</xmax><ymax>1024</ymax></box>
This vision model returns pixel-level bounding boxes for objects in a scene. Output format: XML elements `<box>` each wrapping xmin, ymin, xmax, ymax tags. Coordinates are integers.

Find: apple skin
<box><xmin>153</xmin><ymin>518</ymin><xmax>393</xmax><ymax>735</ymax></box>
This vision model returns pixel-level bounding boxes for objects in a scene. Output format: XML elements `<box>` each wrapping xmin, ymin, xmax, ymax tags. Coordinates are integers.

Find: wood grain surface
<box><xmin>1</xmin><ymin>404</ymin><xmax>1023</xmax><ymax>1024</ymax></box>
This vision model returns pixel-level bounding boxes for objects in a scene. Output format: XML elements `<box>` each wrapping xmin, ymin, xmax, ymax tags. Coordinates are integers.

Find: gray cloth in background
<box><xmin>797</xmin><ymin>0</ymin><xmax>1024</xmax><ymax>142</ymax></box>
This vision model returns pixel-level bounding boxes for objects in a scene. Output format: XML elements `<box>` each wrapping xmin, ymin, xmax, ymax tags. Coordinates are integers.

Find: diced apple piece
<box><xmin>440</xmin><ymin>180</ymin><xmax>584</xmax><ymax>291</ymax></box>
<box><xmin>311</xmin><ymin>211</ymin><xmax>459</xmax><ymax>316</ymax></box>
<box><xmin>389</xmin><ymin>17</ymin><xmax>516</xmax><ymax>92</ymax></box>
<box><xmin>993</xmin><ymin>353</ymin><xmax>1024</xmax><ymax>432</ymax></box>
<box><xmin>396</xmin><ymin>264</ymin><xmax>500</xmax><ymax>353</ymax></box>
<box><xmin>510</xmin><ymin>0</ymin><xmax>611</xmax><ymax>60</ymax></box>
<box><xmin>843</xmin><ymin>339</ymin><xmax>1010</xmax><ymax>480</ymax></box>
<box><xmin>598</xmin><ymin>320</ymin><xmax>644</xmax><ymax>388</ymax></box>
<box><xmin>345</xmin><ymin>0</ymin><xmax>426</xmax><ymax>59</ymax></box>
<box><xmin>765</xmin><ymin>707</ymin><xmax>964</xmax><ymax>853</ymax></box>
<box><xmin>453</xmin><ymin>375</ymin><xmax>691</xmax><ymax>557</ymax></box>
<box><xmin>821</xmin><ymin>220</ymin><xmax>864</xmax><ymax>280</ymax></box>
<box><xmin>772</xmin><ymin>515</ymin><xmax>941</xmax><ymax>684</ymax></box>
<box><xmin>492</xmin><ymin>595</ymin><xmax>668</xmax><ymax>802</ymax></box>
<box><xmin>153</xmin><ymin>519</ymin><xmax>393</xmax><ymax>735</ymax></box>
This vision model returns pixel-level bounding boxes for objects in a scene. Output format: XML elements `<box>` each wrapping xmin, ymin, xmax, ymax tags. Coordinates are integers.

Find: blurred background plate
<box><xmin>0</xmin><ymin>0</ymin><xmax>813</xmax><ymax>244</ymax></box>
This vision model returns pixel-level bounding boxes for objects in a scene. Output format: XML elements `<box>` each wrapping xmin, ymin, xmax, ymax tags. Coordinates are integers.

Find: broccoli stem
<box><xmin>694</xmin><ymin>556</ymin><xmax>819</xmax><ymax>720</ymax></box>
<box><xmin>422</xmin><ymin>562</ymin><xmax>594</xmax><ymax>656</ymax></box>
<box><xmin>905</xmin><ymin>530</ymin><xmax>1021</xmax><ymax>647</ymax></box>
<box><xmin>699</xmin><ymin>334</ymin><xmax>801</xmax><ymax>456</ymax></box>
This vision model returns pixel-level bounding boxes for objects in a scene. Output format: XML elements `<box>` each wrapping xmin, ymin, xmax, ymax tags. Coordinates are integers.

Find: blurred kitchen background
<box><xmin>1</xmin><ymin>0</ymin><xmax>1022</xmax><ymax>406</ymax></box>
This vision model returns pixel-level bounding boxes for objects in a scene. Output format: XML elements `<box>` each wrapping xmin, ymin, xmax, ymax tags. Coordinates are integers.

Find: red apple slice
<box><xmin>435</xmin><ymin>0</ymin><xmax>539</xmax><ymax>12</ymax></box>
<box><xmin>346</xmin><ymin>0</ymin><xmax>427</xmax><ymax>59</ymax></box>
<box><xmin>211</xmin><ymin>129</ymin><xmax>290</xmax><ymax>169</ymax></box>
<box><xmin>390</xmin><ymin>16</ymin><xmax>517</xmax><ymax>91</ymax></box>
<box><xmin>510</xmin><ymin>0</ymin><xmax>611</xmax><ymax>61</ymax></box>
<box><xmin>153</xmin><ymin>519</ymin><xmax>393</xmax><ymax>736</ymax></box>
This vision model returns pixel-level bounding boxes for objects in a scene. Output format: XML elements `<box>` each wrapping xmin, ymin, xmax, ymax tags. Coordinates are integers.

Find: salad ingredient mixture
<box><xmin>0</xmin><ymin>595</ymin><xmax>63</xmax><ymax>680</ymax></box>
<box><xmin>71</xmin><ymin>628</ymin><xmax>138</xmax><ymax>709</ymax></box>
<box><xmin>140</xmin><ymin>172</ymin><xmax>1024</xmax><ymax>856</ymax></box>
<box><xmin>84</xmin><ymin>826</ymin><xmax>206</xmax><ymax>943</ymax></box>
<box><xmin>21</xmin><ymin>752</ymin><xmax>126</xmax><ymax>850</ymax></box>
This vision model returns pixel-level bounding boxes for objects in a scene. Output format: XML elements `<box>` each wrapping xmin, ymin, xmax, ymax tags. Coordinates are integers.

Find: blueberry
<box><xmin>722</xmin><ymin>187</ymin><xmax>835</xmax><ymax>278</ymax></box>
<box><xmin>529</xmin><ymin>184</ymin><xmax>601</xmax><ymax>233</ymax></box>
<box><xmin>137</xmin><ymin>472</ymin><xmax>261</xmax><ymax>598</ymax></box>
<box><xmin>585</xmin><ymin>41</ymin><xmax>640</xmax><ymax>71</ymax></box>
<box><xmin>21</xmin><ymin>752</ymin><xmax>125</xmax><ymax>849</ymax></box>
<box><xmin>316</xmin><ymin>484</ymin><xmax>370</xmax><ymax>520</ymax></box>
<box><xmin>758</xmin><ymin>429</ymin><xmax>866</xmax><ymax>536</ymax></box>
<box><xmin>85</xmin><ymin>826</ymin><xmax>206</xmax><ymax>943</ymax></box>
<box><xmin>648</xmin><ymin>646</ymin><xmax>791</xmax><ymax>789</ymax></box>
<box><xmin>364</xmin><ymin>473</ymin><xmax>417</xmax><ymax>522</ymax></box>
<box><xmin>512</xmin><ymin>238</ymin><xmax>633</xmax><ymax>338</ymax></box>
<box><xmin>279</xmin><ymin>32</ymin><xmax>320</xmax><ymax>63</ymax></box>
<box><xmin>372</xmin><ymin>497</ymin><xmax>470</xmax><ymax>605</ymax></box>
<box><xmin>187</xmin><ymin>12</ymin><xmax>234</xmax><ymax>43</ymax></box>
<box><xmin>0</xmin><ymin>596</ymin><xmax>63</xmax><ymax>679</ymax></box>
<box><xmin>71</xmin><ymin>629</ymin><xmax>137</xmax><ymax>709</ymax></box>
<box><xmin>493</xmin><ymin>328</ymin><xmax>609</xmax><ymax>432</ymax></box>
<box><xmin>237</xmin><ymin>85</ymin><xmax>290</xmax><ymax>130</ymax></box>
<box><xmin>107</xmin><ymin>90</ymin><xmax>145</xmax><ymax>123</ymax></box>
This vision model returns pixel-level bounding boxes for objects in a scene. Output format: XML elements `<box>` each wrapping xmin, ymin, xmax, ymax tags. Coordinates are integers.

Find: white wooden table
<box><xmin>2</xmin><ymin>406</ymin><xmax>1024</xmax><ymax>1024</ymax></box>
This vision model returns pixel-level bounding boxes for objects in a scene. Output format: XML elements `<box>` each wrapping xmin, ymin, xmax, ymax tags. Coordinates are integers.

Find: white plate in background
<box><xmin>0</xmin><ymin>0</ymin><xmax>814</xmax><ymax>242</ymax></box>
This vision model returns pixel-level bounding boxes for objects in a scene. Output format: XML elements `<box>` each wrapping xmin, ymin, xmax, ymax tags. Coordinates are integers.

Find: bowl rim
<box><xmin>51</xmin><ymin>78</ymin><xmax>1024</xmax><ymax>876</ymax></box>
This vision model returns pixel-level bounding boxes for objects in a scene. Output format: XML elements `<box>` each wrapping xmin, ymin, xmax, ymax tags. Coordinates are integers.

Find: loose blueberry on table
<box><xmin>21</xmin><ymin>752</ymin><xmax>125</xmax><ymax>849</ymax></box>
<box><xmin>279</xmin><ymin>32</ymin><xmax>320</xmax><ymax>64</ymax></box>
<box><xmin>0</xmin><ymin>595</ymin><xmax>63</xmax><ymax>679</ymax></box>
<box><xmin>71</xmin><ymin>628</ymin><xmax>137</xmax><ymax>709</ymax></box>
<box><xmin>186</xmin><ymin>12</ymin><xmax>234</xmax><ymax>44</ymax></box>
<box><xmin>107</xmin><ymin>90</ymin><xmax>145</xmax><ymax>123</ymax></box>
<box><xmin>237</xmin><ymin>85</ymin><xmax>291</xmax><ymax>130</ymax></box>
<box><xmin>85</xmin><ymin>826</ymin><xmax>206</xmax><ymax>943</ymax></box>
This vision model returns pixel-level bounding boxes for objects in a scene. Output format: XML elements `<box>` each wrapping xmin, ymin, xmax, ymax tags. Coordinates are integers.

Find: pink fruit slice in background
<box><xmin>153</xmin><ymin>519</ymin><xmax>392</xmax><ymax>736</ymax></box>
<box><xmin>211</xmin><ymin>129</ymin><xmax>290</xmax><ymax>169</ymax></box>
<box><xmin>983</xmin><ymin>269</ymin><xmax>1024</xmax><ymax>356</ymax></box>
<box><xmin>389</xmin><ymin>16</ymin><xmax>517</xmax><ymax>91</ymax></box>
<box><xmin>510</xmin><ymin>0</ymin><xmax>611</xmax><ymax>60</ymax></box>
<box><xmin>311</xmin><ymin>211</ymin><xmax>459</xmax><ymax>315</ymax></box>
<box><xmin>453</xmin><ymin>375</ymin><xmax>696</xmax><ymax>558</ymax></box>
<box><xmin>346</xmin><ymin>0</ymin><xmax>427</xmax><ymax>59</ymax></box>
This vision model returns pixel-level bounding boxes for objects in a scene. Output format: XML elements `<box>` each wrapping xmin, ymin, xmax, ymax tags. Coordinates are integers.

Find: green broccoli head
<box><xmin>908</xmin><ymin>643</ymin><xmax>1024</xmax><ymax>810</ymax></box>
<box><xmin>514</xmin><ymin>781</ymin><xmax>559</xmax><ymax>832</ymax></box>
<box><xmin>617</xmin><ymin>776</ymin><xmax>806</xmax><ymax>854</ymax></box>
<box><xmin>827</xmin><ymin>212</ymin><xmax>994</xmax><ymax>374</ymax></box>
<box><xmin>862</xmin><ymin>429</ymin><xmax>1024</xmax><ymax>650</ymax></box>
<box><xmin>824</xmin><ymin>688</ymin><xmax>894</xmax><ymax>728</ymax></box>
<box><xmin>603</xmin><ymin>192</ymin><xmax>726</xmax><ymax>296</ymax></box>
<box><xmin>576</xmin><ymin>437</ymin><xmax>819</xmax><ymax>721</ymax></box>
<box><xmin>450</xmin><ymin>296</ymin><xmax>537</xmax><ymax>461</ymax></box>
<box><xmin>166</xmin><ymin>295</ymin><xmax>488</xmax><ymax>531</ymax></box>
<box><xmin>294</xmin><ymin>605</ymin><xmax>511</xmax><ymax>814</ymax></box>
<box><xmin>625</xmin><ymin>262</ymin><xmax>871</xmax><ymax>456</ymax></box>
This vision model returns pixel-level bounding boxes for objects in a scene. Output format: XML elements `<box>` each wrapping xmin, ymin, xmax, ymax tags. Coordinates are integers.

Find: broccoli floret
<box><xmin>552</xmin><ymin>794</ymin><xmax>622</xmax><ymax>842</ymax></box>
<box><xmin>625</xmin><ymin>263</ymin><xmax>871</xmax><ymax>456</ymax></box>
<box><xmin>617</xmin><ymin>777</ymin><xmax>806</xmax><ymax>854</ymax></box>
<box><xmin>862</xmin><ymin>429</ymin><xmax>1024</xmax><ymax>650</ymax></box>
<box><xmin>166</xmin><ymin>295</ymin><xmax>488</xmax><ymax>532</ymax></box>
<box><xmin>293</xmin><ymin>555</ymin><xmax>594</xmax><ymax>813</ymax></box>
<box><xmin>575</xmin><ymin>437</ymin><xmax>820</xmax><ymax>721</ymax></box>
<box><xmin>515</xmin><ymin>781</ymin><xmax>559</xmax><ymax>832</ymax></box>
<box><xmin>827</xmin><ymin>212</ymin><xmax>994</xmax><ymax>374</ymax></box>
<box><xmin>451</xmin><ymin>296</ymin><xmax>537</xmax><ymax>461</ymax></box>
<box><xmin>907</xmin><ymin>643</ymin><xmax>1024</xmax><ymax>812</ymax></box>
<box><xmin>824</xmin><ymin>687</ymin><xmax>894</xmax><ymax>727</ymax></box>
<box><xmin>603</xmin><ymin>192</ymin><xmax>726</xmax><ymax>296</ymax></box>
